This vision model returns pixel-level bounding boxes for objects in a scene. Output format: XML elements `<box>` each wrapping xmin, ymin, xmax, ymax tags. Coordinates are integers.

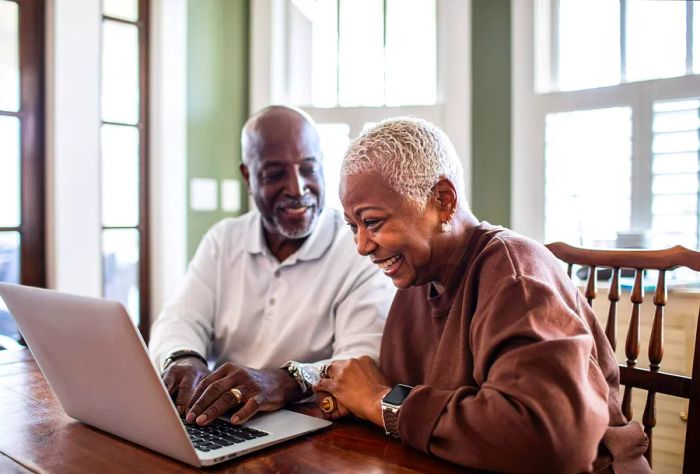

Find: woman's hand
<box><xmin>314</xmin><ymin>356</ymin><xmax>391</xmax><ymax>427</ymax></box>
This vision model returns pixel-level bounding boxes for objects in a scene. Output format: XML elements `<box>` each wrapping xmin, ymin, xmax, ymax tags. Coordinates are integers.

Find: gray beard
<box><xmin>270</xmin><ymin>210</ymin><xmax>319</xmax><ymax>240</ymax></box>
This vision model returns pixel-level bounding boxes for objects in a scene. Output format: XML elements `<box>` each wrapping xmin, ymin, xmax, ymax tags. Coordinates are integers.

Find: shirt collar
<box><xmin>244</xmin><ymin>208</ymin><xmax>337</xmax><ymax>264</ymax></box>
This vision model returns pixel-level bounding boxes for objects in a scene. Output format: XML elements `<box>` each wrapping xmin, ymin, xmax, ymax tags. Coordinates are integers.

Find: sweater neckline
<box><xmin>426</xmin><ymin>222</ymin><xmax>491</xmax><ymax>315</ymax></box>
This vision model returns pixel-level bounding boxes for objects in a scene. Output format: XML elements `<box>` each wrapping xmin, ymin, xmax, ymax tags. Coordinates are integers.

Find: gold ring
<box><xmin>230</xmin><ymin>388</ymin><xmax>242</xmax><ymax>405</ymax></box>
<box><xmin>320</xmin><ymin>396</ymin><xmax>335</xmax><ymax>413</ymax></box>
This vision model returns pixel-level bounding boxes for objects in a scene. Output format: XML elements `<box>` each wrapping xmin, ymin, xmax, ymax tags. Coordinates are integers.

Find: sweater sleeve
<box><xmin>396</xmin><ymin>275</ymin><xmax>610</xmax><ymax>473</ymax></box>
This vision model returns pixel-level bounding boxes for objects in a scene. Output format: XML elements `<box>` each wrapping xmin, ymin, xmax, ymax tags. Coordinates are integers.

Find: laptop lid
<box><xmin>0</xmin><ymin>284</ymin><xmax>331</xmax><ymax>467</ymax></box>
<box><xmin>0</xmin><ymin>283</ymin><xmax>204</xmax><ymax>466</ymax></box>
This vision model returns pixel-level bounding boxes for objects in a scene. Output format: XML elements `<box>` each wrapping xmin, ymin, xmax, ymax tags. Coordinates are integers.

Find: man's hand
<box><xmin>184</xmin><ymin>363</ymin><xmax>303</xmax><ymax>426</ymax></box>
<box><xmin>162</xmin><ymin>356</ymin><xmax>211</xmax><ymax>416</ymax></box>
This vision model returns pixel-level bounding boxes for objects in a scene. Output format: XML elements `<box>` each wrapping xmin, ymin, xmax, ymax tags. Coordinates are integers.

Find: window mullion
<box><xmin>631</xmin><ymin>95</ymin><xmax>653</xmax><ymax>235</ymax></box>
<box><xmin>687</xmin><ymin>0</ymin><xmax>693</xmax><ymax>74</ymax></box>
<box><xmin>620</xmin><ymin>0</ymin><xmax>627</xmax><ymax>82</ymax></box>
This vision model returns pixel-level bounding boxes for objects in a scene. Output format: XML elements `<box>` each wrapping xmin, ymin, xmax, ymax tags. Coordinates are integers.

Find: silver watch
<box><xmin>381</xmin><ymin>384</ymin><xmax>413</xmax><ymax>438</ymax></box>
<box><xmin>282</xmin><ymin>361</ymin><xmax>320</xmax><ymax>395</ymax></box>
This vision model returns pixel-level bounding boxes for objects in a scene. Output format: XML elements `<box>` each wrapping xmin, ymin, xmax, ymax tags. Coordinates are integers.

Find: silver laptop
<box><xmin>0</xmin><ymin>283</ymin><xmax>331</xmax><ymax>467</ymax></box>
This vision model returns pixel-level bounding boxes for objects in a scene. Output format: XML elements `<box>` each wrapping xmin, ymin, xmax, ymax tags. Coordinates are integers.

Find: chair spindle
<box><xmin>622</xmin><ymin>269</ymin><xmax>645</xmax><ymax>421</ymax></box>
<box><xmin>605</xmin><ymin>267</ymin><xmax>620</xmax><ymax>351</ymax></box>
<box><xmin>585</xmin><ymin>265</ymin><xmax>597</xmax><ymax>307</ymax></box>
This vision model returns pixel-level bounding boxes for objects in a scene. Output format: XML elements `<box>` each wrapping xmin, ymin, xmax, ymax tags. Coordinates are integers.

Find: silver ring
<box><xmin>319</xmin><ymin>364</ymin><xmax>331</xmax><ymax>379</ymax></box>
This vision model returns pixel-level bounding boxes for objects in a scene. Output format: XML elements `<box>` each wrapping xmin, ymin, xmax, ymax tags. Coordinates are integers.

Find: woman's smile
<box><xmin>373</xmin><ymin>254</ymin><xmax>403</xmax><ymax>275</ymax></box>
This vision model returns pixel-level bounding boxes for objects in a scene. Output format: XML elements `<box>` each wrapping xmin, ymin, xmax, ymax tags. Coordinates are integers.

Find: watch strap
<box><xmin>382</xmin><ymin>405</ymin><xmax>401</xmax><ymax>439</ymax></box>
<box><xmin>161</xmin><ymin>349</ymin><xmax>207</xmax><ymax>373</ymax></box>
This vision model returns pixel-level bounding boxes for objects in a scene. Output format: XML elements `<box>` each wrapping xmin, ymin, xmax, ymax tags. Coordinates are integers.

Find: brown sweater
<box><xmin>379</xmin><ymin>223</ymin><xmax>650</xmax><ymax>473</ymax></box>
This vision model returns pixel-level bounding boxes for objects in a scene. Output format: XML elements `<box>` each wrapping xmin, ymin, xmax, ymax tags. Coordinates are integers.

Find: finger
<box><xmin>175</xmin><ymin>376</ymin><xmax>196</xmax><ymax>415</ymax></box>
<box><xmin>186</xmin><ymin>379</ymin><xmax>228</xmax><ymax>423</ymax></box>
<box><xmin>162</xmin><ymin>370</ymin><xmax>177</xmax><ymax>395</ymax></box>
<box><xmin>195</xmin><ymin>388</ymin><xmax>243</xmax><ymax>425</ymax></box>
<box><xmin>230</xmin><ymin>394</ymin><xmax>263</xmax><ymax>425</ymax></box>
<box><xmin>185</xmin><ymin>369</ymin><xmax>227</xmax><ymax>414</ymax></box>
<box><xmin>314</xmin><ymin>378</ymin><xmax>336</xmax><ymax>394</ymax></box>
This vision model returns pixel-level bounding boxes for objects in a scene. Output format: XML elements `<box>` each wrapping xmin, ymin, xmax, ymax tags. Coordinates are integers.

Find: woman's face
<box><xmin>341</xmin><ymin>171</ymin><xmax>443</xmax><ymax>289</ymax></box>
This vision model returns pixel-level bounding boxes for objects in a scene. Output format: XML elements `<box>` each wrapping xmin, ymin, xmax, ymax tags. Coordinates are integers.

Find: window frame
<box><xmin>100</xmin><ymin>0</ymin><xmax>151</xmax><ymax>340</ymax></box>
<box><xmin>512</xmin><ymin>0</ymin><xmax>700</xmax><ymax>245</ymax></box>
<box><xmin>250</xmin><ymin>0</ymin><xmax>471</xmax><ymax>203</ymax></box>
<box><xmin>0</xmin><ymin>0</ymin><xmax>46</xmax><ymax>289</ymax></box>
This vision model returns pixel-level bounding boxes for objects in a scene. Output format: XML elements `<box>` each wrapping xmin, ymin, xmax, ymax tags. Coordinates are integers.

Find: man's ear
<box><xmin>433</xmin><ymin>178</ymin><xmax>458</xmax><ymax>218</ymax></box>
<box><xmin>239</xmin><ymin>163</ymin><xmax>252</xmax><ymax>193</ymax></box>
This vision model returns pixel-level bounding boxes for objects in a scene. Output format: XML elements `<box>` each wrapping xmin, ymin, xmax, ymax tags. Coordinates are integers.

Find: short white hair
<box><xmin>340</xmin><ymin>117</ymin><xmax>466</xmax><ymax>209</ymax></box>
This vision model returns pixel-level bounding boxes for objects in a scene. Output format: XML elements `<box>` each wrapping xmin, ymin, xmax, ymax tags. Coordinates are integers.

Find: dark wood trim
<box><xmin>137</xmin><ymin>0</ymin><xmax>151</xmax><ymax>342</ymax></box>
<box><xmin>102</xmin><ymin>14</ymin><xmax>142</xmax><ymax>27</ymax></box>
<box><xmin>101</xmin><ymin>120</ymin><xmax>141</xmax><ymax>128</ymax></box>
<box><xmin>18</xmin><ymin>0</ymin><xmax>46</xmax><ymax>289</ymax></box>
<box><xmin>102</xmin><ymin>225</ymin><xmax>139</xmax><ymax>231</ymax></box>
<box><xmin>619</xmin><ymin>366</ymin><xmax>691</xmax><ymax>398</ymax></box>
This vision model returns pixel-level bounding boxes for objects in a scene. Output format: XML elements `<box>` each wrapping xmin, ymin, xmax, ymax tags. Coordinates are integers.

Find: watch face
<box><xmin>300</xmin><ymin>365</ymin><xmax>320</xmax><ymax>385</ymax></box>
<box><xmin>383</xmin><ymin>384</ymin><xmax>413</xmax><ymax>405</ymax></box>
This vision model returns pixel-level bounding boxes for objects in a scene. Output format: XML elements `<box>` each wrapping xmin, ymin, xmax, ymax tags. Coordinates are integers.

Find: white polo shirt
<box><xmin>149</xmin><ymin>208</ymin><xmax>395</xmax><ymax>371</ymax></box>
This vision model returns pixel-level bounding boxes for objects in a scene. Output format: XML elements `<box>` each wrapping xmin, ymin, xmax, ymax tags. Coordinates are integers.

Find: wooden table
<box><xmin>0</xmin><ymin>350</ymin><xmax>468</xmax><ymax>473</ymax></box>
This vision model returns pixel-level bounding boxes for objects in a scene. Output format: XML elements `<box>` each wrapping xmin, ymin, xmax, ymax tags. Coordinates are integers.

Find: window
<box><xmin>285</xmin><ymin>0</ymin><xmax>438</xmax><ymax>210</ymax></box>
<box><xmin>100</xmin><ymin>0</ymin><xmax>151</xmax><ymax>339</ymax></box>
<box><xmin>0</xmin><ymin>0</ymin><xmax>45</xmax><ymax>346</ymax></box>
<box><xmin>252</xmin><ymin>0</ymin><xmax>469</xmax><ymax>212</ymax></box>
<box><xmin>513</xmin><ymin>0</ymin><xmax>700</xmax><ymax>260</ymax></box>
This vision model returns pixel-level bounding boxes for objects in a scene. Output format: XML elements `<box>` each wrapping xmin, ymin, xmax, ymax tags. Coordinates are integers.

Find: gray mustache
<box><xmin>275</xmin><ymin>197</ymin><xmax>315</xmax><ymax>210</ymax></box>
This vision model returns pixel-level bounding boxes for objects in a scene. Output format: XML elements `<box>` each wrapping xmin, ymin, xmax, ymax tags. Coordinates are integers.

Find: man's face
<box><xmin>242</xmin><ymin>112</ymin><xmax>325</xmax><ymax>241</ymax></box>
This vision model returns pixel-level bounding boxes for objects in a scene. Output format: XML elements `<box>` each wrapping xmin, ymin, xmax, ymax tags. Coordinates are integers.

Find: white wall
<box><xmin>45</xmin><ymin>0</ymin><xmax>188</xmax><ymax>322</ymax></box>
<box><xmin>150</xmin><ymin>0</ymin><xmax>188</xmax><ymax>318</ymax></box>
<box><xmin>46</xmin><ymin>0</ymin><xmax>102</xmax><ymax>296</ymax></box>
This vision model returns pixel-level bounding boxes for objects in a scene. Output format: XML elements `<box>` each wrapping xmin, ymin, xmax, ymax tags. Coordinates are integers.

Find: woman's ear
<box><xmin>433</xmin><ymin>178</ymin><xmax>458</xmax><ymax>219</ymax></box>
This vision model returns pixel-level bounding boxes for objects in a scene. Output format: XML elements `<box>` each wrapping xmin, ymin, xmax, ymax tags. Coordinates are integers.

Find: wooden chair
<box><xmin>546</xmin><ymin>242</ymin><xmax>700</xmax><ymax>473</ymax></box>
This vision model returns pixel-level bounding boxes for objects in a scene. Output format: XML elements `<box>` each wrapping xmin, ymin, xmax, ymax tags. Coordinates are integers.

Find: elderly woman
<box><xmin>315</xmin><ymin>118</ymin><xmax>650</xmax><ymax>473</ymax></box>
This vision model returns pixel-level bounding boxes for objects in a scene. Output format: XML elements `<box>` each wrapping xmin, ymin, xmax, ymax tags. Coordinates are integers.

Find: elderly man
<box><xmin>149</xmin><ymin>105</ymin><xmax>394</xmax><ymax>426</ymax></box>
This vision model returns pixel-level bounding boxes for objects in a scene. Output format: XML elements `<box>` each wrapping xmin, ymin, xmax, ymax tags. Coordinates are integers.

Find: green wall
<box><xmin>187</xmin><ymin>0</ymin><xmax>249</xmax><ymax>259</ymax></box>
<box><xmin>471</xmin><ymin>0</ymin><xmax>511</xmax><ymax>227</ymax></box>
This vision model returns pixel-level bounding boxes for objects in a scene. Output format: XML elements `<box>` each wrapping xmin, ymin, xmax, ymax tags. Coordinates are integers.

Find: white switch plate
<box><xmin>190</xmin><ymin>178</ymin><xmax>218</xmax><ymax>211</ymax></box>
<box><xmin>221</xmin><ymin>179</ymin><xmax>241</xmax><ymax>213</ymax></box>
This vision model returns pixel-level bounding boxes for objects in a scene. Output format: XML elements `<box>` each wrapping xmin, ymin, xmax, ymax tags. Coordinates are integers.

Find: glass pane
<box><xmin>652</xmin><ymin>174</ymin><xmax>698</xmax><ymax>195</ymax></box>
<box><xmin>0</xmin><ymin>0</ymin><xmax>19</xmax><ymax>112</ymax></box>
<box><xmin>653</xmin><ymin>131</ymin><xmax>700</xmax><ymax>154</ymax></box>
<box><xmin>338</xmin><ymin>0</ymin><xmax>384</xmax><ymax>106</ymax></box>
<box><xmin>695</xmin><ymin>0</ymin><xmax>700</xmax><ymax>75</ymax></box>
<box><xmin>0</xmin><ymin>115</ymin><xmax>20</xmax><ymax>227</ymax></box>
<box><xmin>287</xmin><ymin>0</ymin><xmax>339</xmax><ymax>107</ymax></box>
<box><xmin>544</xmin><ymin>107</ymin><xmax>632</xmax><ymax>246</ymax></box>
<box><xmin>652</xmin><ymin>194</ymin><xmax>697</xmax><ymax>216</ymax></box>
<box><xmin>101</xmin><ymin>20</ymin><xmax>139</xmax><ymax>124</ymax></box>
<box><xmin>626</xmin><ymin>0</ymin><xmax>686</xmax><ymax>82</ymax></box>
<box><xmin>0</xmin><ymin>232</ymin><xmax>20</xmax><ymax>341</ymax></box>
<box><xmin>102</xmin><ymin>124</ymin><xmax>139</xmax><ymax>227</ymax></box>
<box><xmin>317</xmin><ymin>123</ymin><xmax>350</xmax><ymax>212</ymax></box>
<box><xmin>103</xmin><ymin>0</ymin><xmax>138</xmax><ymax>22</ymax></box>
<box><xmin>558</xmin><ymin>0</ymin><xmax>620</xmax><ymax>91</ymax></box>
<box><xmin>653</xmin><ymin>152</ymin><xmax>699</xmax><ymax>175</ymax></box>
<box><xmin>653</xmin><ymin>109</ymin><xmax>700</xmax><ymax>134</ymax></box>
<box><xmin>103</xmin><ymin>228</ymin><xmax>140</xmax><ymax>324</ymax></box>
<box><xmin>385</xmin><ymin>0</ymin><xmax>436</xmax><ymax>105</ymax></box>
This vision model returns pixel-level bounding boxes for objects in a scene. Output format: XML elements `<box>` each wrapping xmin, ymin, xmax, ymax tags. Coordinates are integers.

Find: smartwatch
<box><xmin>161</xmin><ymin>349</ymin><xmax>207</xmax><ymax>373</ymax></box>
<box><xmin>381</xmin><ymin>384</ymin><xmax>413</xmax><ymax>439</ymax></box>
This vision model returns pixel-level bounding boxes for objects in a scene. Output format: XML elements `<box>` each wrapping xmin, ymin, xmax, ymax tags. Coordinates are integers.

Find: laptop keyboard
<box><xmin>183</xmin><ymin>417</ymin><xmax>269</xmax><ymax>452</ymax></box>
